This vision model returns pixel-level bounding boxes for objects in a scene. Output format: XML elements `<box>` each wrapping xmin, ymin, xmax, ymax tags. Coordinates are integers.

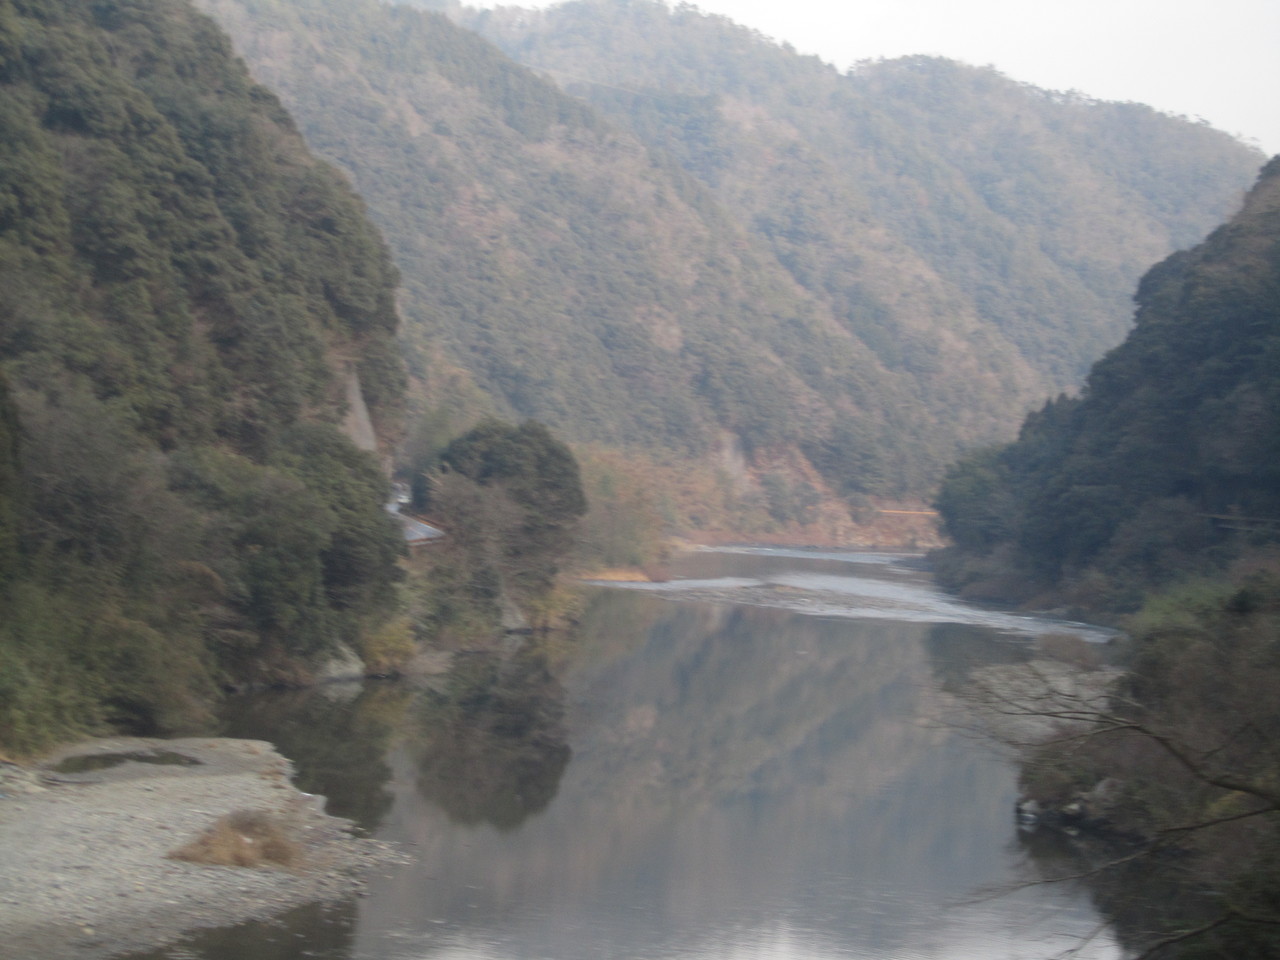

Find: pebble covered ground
<box><xmin>0</xmin><ymin>737</ymin><xmax>401</xmax><ymax>960</ymax></box>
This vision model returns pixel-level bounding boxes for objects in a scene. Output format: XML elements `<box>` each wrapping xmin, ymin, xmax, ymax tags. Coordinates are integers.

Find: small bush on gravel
<box><xmin>167</xmin><ymin>810</ymin><xmax>302</xmax><ymax>869</ymax></box>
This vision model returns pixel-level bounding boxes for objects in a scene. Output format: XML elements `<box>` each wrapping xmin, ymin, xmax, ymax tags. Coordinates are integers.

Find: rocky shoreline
<box><xmin>0</xmin><ymin>737</ymin><xmax>402</xmax><ymax>960</ymax></box>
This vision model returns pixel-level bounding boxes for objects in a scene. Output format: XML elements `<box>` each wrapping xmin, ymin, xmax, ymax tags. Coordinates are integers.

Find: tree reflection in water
<box><xmin>212</xmin><ymin>644</ymin><xmax>573</xmax><ymax>835</ymax></box>
<box><xmin>216</xmin><ymin>683</ymin><xmax>409</xmax><ymax>834</ymax></box>
<box><xmin>412</xmin><ymin>646</ymin><xmax>571</xmax><ymax>830</ymax></box>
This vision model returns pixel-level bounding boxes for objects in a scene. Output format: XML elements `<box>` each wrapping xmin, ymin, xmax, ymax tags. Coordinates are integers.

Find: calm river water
<box><xmin>132</xmin><ymin>549</ymin><xmax>1121</xmax><ymax>960</ymax></box>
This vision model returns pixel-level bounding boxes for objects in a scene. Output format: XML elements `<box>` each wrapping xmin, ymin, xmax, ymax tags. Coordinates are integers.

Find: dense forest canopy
<box><xmin>450</xmin><ymin>0</ymin><xmax>1261</xmax><ymax>416</ymax></box>
<box><xmin>0</xmin><ymin>0</ymin><xmax>406</xmax><ymax>752</ymax></box>
<box><xmin>404</xmin><ymin>418</ymin><xmax>588</xmax><ymax>635</ymax></box>
<box><xmin>198</xmin><ymin>0</ymin><xmax>927</xmax><ymax>495</ymax></box>
<box><xmin>197</xmin><ymin>0</ymin><xmax>1261</xmax><ymax>525</ymax></box>
<box><xmin>935</xmin><ymin>157</ymin><xmax>1280</xmax><ymax>611</ymax></box>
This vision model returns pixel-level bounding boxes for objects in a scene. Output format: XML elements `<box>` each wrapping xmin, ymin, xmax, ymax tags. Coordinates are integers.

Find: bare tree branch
<box><xmin>1159</xmin><ymin>802</ymin><xmax>1277</xmax><ymax>837</ymax></box>
<box><xmin>1119</xmin><ymin>720</ymin><xmax>1280</xmax><ymax>808</ymax></box>
<box><xmin>1130</xmin><ymin>911</ymin><xmax>1239</xmax><ymax>959</ymax></box>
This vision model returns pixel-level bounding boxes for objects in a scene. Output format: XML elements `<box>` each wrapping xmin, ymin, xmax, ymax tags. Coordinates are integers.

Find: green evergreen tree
<box><xmin>935</xmin><ymin>158</ymin><xmax>1280</xmax><ymax>610</ymax></box>
<box><xmin>0</xmin><ymin>0</ymin><xmax>406</xmax><ymax>752</ymax></box>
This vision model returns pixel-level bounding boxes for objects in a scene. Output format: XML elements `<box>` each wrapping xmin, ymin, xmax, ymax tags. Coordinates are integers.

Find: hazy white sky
<box><xmin>494</xmin><ymin>0</ymin><xmax>1279</xmax><ymax>156</ymax></box>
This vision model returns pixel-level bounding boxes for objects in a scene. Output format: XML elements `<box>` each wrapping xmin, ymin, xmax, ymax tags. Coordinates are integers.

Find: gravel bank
<box><xmin>0</xmin><ymin>737</ymin><xmax>401</xmax><ymax>960</ymax></box>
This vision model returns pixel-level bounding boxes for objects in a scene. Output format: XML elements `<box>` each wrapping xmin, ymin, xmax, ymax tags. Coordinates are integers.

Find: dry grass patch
<box><xmin>577</xmin><ymin>567</ymin><xmax>661</xmax><ymax>582</ymax></box>
<box><xmin>168</xmin><ymin>809</ymin><xmax>302</xmax><ymax>869</ymax></box>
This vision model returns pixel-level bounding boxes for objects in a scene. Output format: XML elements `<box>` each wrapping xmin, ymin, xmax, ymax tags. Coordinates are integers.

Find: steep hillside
<box><xmin>935</xmin><ymin>158</ymin><xmax>1280</xmax><ymax>610</ymax></box>
<box><xmin>944</xmin><ymin>160</ymin><xmax>1280</xmax><ymax>958</ymax></box>
<box><xmin>0</xmin><ymin>0</ymin><xmax>405</xmax><ymax>751</ymax></box>
<box><xmin>455</xmin><ymin>0</ymin><xmax>1260</xmax><ymax>393</ymax></box>
<box><xmin>197</xmin><ymin>0</ymin><xmax>947</xmax><ymax>505</ymax></box>
<box><xmin>198</xmin><ymin>0</ymin><xmax>1258</xmax><ymax>529</ymax></box>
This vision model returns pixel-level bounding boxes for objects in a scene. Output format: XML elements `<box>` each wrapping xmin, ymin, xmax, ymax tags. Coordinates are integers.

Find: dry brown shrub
<box><xmin>167</xmin><ymin>809</ymin><xmax>302</xmax><ymax>869</ymax></box>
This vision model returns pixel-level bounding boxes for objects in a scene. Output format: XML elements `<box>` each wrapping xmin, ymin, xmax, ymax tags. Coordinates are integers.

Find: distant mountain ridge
<box><xmin>453</xmin><ymin>0</ymin><xmax>1260</xmax><ymax>387</ymax></box>
<box><xmin>199</xmin><ymin>0</ymin><xmax>1260</xmax><ymax>521</ymax></box>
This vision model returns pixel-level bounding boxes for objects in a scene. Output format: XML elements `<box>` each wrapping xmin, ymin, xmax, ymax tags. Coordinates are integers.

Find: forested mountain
<box><xmin>198</xmin><ymin>0</ymin><xmax>935</xmax><ymax>507</ymax></box>
<box><xmin>197</xmin><ymin>0</ymin><xmax>1261</xmax><ymax>530</ymax></box>
<box><xmin>0</xmin><ymin>0</ymin><xmax>406</xmax><ymax>751</ymax></box>
<box><xmin>935</xmin><ymin>157</ymin><xmax>1280</xmax><ymax>611</ymax></box>
<box><xmin>938</xmin><ymin>159</ymin><xmax>1280</xmax><ymax>958</ymax></box>
<box><xmin>454</xmin><ymin>5</ymin><xmax>1263</xmax><ymax>430</ymax></box>
<box><xmin>454</xmin><ymin>0</ymin><xmax>1260</xmax><ymax>397</ymax></box>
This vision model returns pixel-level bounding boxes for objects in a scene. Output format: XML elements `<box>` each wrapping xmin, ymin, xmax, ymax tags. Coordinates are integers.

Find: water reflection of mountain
<box><xmin>357</xmin><ymin>581</ymin><xmax>1112</xmax><ymax>960</ymax></box>
<box><xmin>216</xmin><ymin>685</ymin><xmax>407</xmax><ymax>834</ymax></box>
<box><xmin>212</xmin><ymin>649</ymin><xmax>574</xmax><ymax>838</ymax></box>
<box><xmin>187</xmin><ymin>552</ymin><xmax>1113</xmax><ymax>959</ymax></box>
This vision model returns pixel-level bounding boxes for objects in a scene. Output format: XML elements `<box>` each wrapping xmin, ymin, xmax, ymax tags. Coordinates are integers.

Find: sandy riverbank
<box><xmin>0</xmin><ymin>737</ymin><xmax>401</xmax><ymax>960</ymax></box>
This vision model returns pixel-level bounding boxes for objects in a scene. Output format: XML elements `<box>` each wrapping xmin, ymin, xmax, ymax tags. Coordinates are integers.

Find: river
<box><xmin>129</xmin><ymin>548</ymin><xmax>1121</xmax><ymax>960</ymax></box>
